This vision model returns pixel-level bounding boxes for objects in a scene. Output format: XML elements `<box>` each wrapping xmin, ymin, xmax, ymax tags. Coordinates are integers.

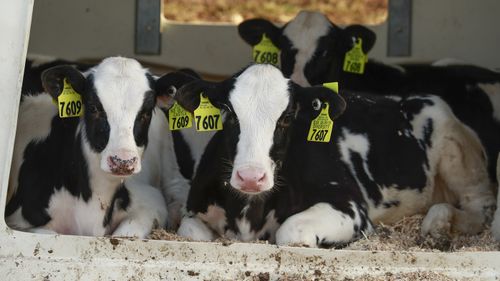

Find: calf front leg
<box><xmin>275</xmin><ymin>202</ymin><xmax>372</xmax><ymax>248</ymax></box>
<box><xmin>177</xmin><ymin>216</ymin><xmax>216</xmax><ymax>241</ymax></box>
<box><xmin>112</xmin><ymin>182</ymin><xmax>168</xmax><ymax>238</ymax></box>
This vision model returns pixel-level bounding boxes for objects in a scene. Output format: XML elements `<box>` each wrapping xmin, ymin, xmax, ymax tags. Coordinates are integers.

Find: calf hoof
<box><xmin>112</xmin><ymin>220</ymin><xmax>150</xmax><ymax>239</ymax></box>
<box><xmin>177</xmin><ymin>216</ymin><xmax>215</xmax><ymax>241</ymax></box>
<box><xmin>421</xmin><ymin>204</ymin><xmax>453</xmax><ymax>239</ymax></box>
<box><xmin>275</xmin><ymin>224</ymin><xmax>318</xmax><ymax>247</ymax></box>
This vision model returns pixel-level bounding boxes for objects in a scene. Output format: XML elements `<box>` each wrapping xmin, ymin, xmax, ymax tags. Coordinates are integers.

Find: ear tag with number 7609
<box><xmin>253</xmin><ymin>34</ymin><xmax>280</xmax><ymax>67</ymax></box>
<box><xmin>194</xmin><ymin>93</ymin><xmax>223</xmax><ymax>132</ymax></box>
<box><xmin>307</xmin><ymin>102</ymin><xmax>333</xmax><ymax>143</ymax></box>
<box><xmin>343</xmin><ymin>37</ymin><xmax>367</xmax><ymax>74</ymax></box>
<box><xmin>168</xmin><ymin>102</ymin><xmax>193</xmax><ymax>130</ymax></box>
<box><xmin>58</xmin><ymin>78</ymin><xmax>83</xmax><ymax>118</ymax></box>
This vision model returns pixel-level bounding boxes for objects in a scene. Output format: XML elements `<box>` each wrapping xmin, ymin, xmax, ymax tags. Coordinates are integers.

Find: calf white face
<box><xmin>88</xmin><ymin>58</ymin><xmax>154</xmax><ymax>175</ymax></box>
<box><xmin>172</xmin><ymin>64</ymin><xmax>347</xmax><ymax>195</ymax></box>
<box><xmin>42</xmin><ymin>57</ymin><xmax>176</xmax><ymax>177</ymax></box>
<box><xmin>228</xmin><ymin>65</ymin><xmax>290</xmax><ymax>193</ymax></box>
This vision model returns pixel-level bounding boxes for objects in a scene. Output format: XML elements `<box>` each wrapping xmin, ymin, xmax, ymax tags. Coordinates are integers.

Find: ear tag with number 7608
<box><xmin>307</xmin><ymin>102</ymin><xmax>333</xmax><ymax>143</ymax></box>
<box><xmin>168</xmin><ymin>102</ymin><xmax>193</xmax><ymax>130</ymax></box>
<box><xmin>194</xmin><ymin>93</ymin><xmax>223</xmax><ymax>132</ymax></box>
<box><xmin>253</xmin><ymin>34</ymin><xmax>280</xmax><ymax>67</ymax></box>
<box><xmin>343</xmin><ymin>37</ymin><xmax>367</xmax><ymax>74</ymax></box>
<box><xmin>58</xmin><ymin>78</ymin><xmax>83</xmax><ymax>118</ymax></box>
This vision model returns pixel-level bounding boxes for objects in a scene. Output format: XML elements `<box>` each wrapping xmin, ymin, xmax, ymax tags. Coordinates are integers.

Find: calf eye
<box><xmin>167</xmin><ymin>86</ymin><xmax>177</xmax><ymax>96</ymax></box>
<box><xmin>312</xmin><ymin>98</ymin><xmax>322</xmax><ymax>111</ymax></box>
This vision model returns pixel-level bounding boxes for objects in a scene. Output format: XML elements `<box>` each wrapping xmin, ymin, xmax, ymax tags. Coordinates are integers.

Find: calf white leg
<box><xmin>177</xmin><ymin>216</ymin><xmax>215</xmax><ymax>241</ymax></box>
<box><xmin>275</xmin><ymin>202</ymin><xmax>372</xmax><ymax>248</ymax></box>
<box><xmin>112</xmin><ymin>182</ymin><xmax>167</xmax><ymax>238</ymax></box>
<box><xmin>423</xmin><ymin>122</ymin><xmax>496</xmax><ymax>237</ymax></box>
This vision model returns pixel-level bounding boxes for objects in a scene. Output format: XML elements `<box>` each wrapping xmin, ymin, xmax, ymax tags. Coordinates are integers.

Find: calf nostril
<box><xmin>257</xmin><ymin>173</ymin><xmax>266</xmax><ymax>183</ymax></box>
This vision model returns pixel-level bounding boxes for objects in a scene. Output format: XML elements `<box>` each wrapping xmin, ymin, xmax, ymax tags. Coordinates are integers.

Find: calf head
<box><xmin>238</xmin><ymin>11</ymin><xmax>376</xmax><ymax>86</ymax></box>
<box><xmin>173</xmin><ymin>64</ymin><xmax>346</xmax><ymax>194</ymax></box>
<box><xmin>42</xmin><ymin>57</ymin><xmax>175</xmax><ymax>176</ymax></box>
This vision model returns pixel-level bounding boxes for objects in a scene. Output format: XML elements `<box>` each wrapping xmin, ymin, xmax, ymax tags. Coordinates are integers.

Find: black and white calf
<box><xmin>238</xmin><ymin>11</ymin><xmax>500</xmax><ymax>182</ymax></box>
<box><xmin>6</xmin><ymin>57</ymin><xmax>172</xmax><ymax>238</ymax></box>
<box><xmin>169</xmin><ymin>64</ymin><xmax>494</xmax><ymax>247</ymax></box>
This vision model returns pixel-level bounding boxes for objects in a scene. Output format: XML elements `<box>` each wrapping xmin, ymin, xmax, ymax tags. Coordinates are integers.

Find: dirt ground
<box><xmin>163</xmin><ymin>0</ymin><xmax>388</xmax><ymax>25</ymax></box>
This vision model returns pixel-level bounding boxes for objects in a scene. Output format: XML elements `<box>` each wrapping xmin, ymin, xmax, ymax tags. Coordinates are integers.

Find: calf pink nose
<box><xmin>108</xmin><ymin>155</ymin><xmax>138</xmax><ymax>175</ymax></box>
<box><xmin>236</xmin><ymin>167</ymin><xmax>267</xmax><ymax>193</ymax></box>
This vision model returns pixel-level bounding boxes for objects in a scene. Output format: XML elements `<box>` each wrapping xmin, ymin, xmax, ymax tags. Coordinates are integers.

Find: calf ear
<box><xmin>155</xmin><ymin>70</ymin><xmax>201</xmax><ymax>109</ymax></box>
<box><xmin>41</xmin><ymin>65</ymin><xmax>86</xmax><ymax>100</ymax></box>
<box><xmin>238</xmin><ymin>19</ymin><xmax>281</xmax><ymax>47</ymax></box>
<box><xmin>292</xmin><ymin>83</ymin><xmax>347</xmax><ymax>120</ymax></box>
<box><xmin>174</xmin><ymin>78</ymin><xmax>233</xmax><ymax>113</ymax></box>
<box><xmin>343</xmin><ymin>25</ymin><xmax>376</xmax><ymax>54</ymax></box>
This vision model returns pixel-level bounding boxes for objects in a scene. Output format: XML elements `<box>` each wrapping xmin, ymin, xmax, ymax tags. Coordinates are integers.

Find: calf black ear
<box><xmin>343</xmin><ymin>25</ymin><xmax>376</xmax><ymax>54</ymax></box>
<box><xmin>155</xmin><ymin>70</ymin><xmax>202</xmax><ymax>109</ymax></box>
<box><xmin>174</xmin><ymin>78</ymin><xmax>234</xmax><ymax>113</ymax></box>
<box><xmin>41</xmin><ymin>65</ymin><xmax>86</xmax><ymax>100</ymax></box>
<box><xmin>291</xmin><ymin>83</ymin><xmax>347</xmax><ymax>120</ymax></box>
<box><xmin>238</xmin><ymin>19</ymin><xmax>281</xmax><ymax>47</ymax></box>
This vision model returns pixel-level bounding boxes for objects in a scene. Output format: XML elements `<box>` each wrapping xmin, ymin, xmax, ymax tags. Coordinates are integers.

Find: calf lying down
<box><xmin>239</xmin><ymin>11</ymin><xmax>500</xmax><ymax>185</ymax></box>
<box><xmin>6</xmin><ymin>57</ymin><xmax>180</xmax><ymax>238</ymax></box>
<box><xmin>167</xmin><ymin>64</ymin><xmax>495</xmax><ymax>247</ymax></box>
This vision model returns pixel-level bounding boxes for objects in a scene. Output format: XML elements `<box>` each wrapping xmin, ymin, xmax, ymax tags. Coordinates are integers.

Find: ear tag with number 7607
<box><xmin>343</xmin><ymin>37</ymin><xmax>367</xmax><ymax>74</ymax></box>
<box><xmin>58</xmin><ymin>78</ymin><xmax>83</xmax><ymax>118</ymax></box>
<box><xmin>307</xmin><ymin>102</ymin><xmax>333</xmax><ymax>143</ymax></box>
<box><xmin>168</xmin><ymin>102</ymin><xmax>193</xmax><ymax>130</ymax></box>
<box><xmin>253</xmin><ymin>33</ymin><xmax>280</xmax><ymax>67</ymax></box>
<box><xmin>194</xmin><ymin>93</ymin><xmax>223</xmax><ymax>132</ymax></box>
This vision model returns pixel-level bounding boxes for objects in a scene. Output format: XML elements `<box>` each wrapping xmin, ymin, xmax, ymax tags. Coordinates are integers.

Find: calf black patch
<box><xmin>400</xmin><ymin>97</ymin><xmax>435</xmax><ymax>122</ymax></box>
<box><xmin>422</xmin><ymin>118</ymin><xmax>434</xmax><ymax>148</ymax></box>
<box><xmin>133</xmin><ymin>91</ymin><xmax>156</xmax><ymax>148</ymax></box>
<box><xmin>303</xmin><ymin>29</ymin><xmax>342</xmax><ymax>86</ymax></box>
<box><xmin>348</xmin><ymin>151</ymin><xmax>383</xmax><ymax>205</ymax></box>
<box><xmin>103</xmin><ymin>184</ymin><xmax>131</xmax><ymax>227</ymax></box>
<box><xmin>83</xmin><ymin>75</ymin><xmax>110</xmax><ymax>153</ymax></box>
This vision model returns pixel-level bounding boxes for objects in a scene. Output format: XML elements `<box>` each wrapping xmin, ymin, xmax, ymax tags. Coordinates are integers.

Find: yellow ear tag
<box><xmin>343</xmin><ymin>38</ymin><xmax>367</xmax><ymax>74</ymax></box>
<box><xmin>168</xmin><ymin>102</ymin><xmax>193</xmax><ymax>130</ymax></box>
<box><xmin>323</xmin><ymin>82</ymin><xmax>339</xmax><ymax>94</ymax></box>
<box><xmin>307</xmin><ymin>102</ymin><xmax>333</xmax><ymax>143</ymax></box>
<box><xmin>253</xmin><ymin>34</ymin><xmax>280</xmax><ymax>67</ymax></box>
<box><xmin>58</xmin><ymin>78</ymin><xmax>83</xmax><ymax>118</ymax></box>
<box><xmin>193</xmin><ymin>93</ymin><xmax>223</xmax><ymax>132</ymax></box>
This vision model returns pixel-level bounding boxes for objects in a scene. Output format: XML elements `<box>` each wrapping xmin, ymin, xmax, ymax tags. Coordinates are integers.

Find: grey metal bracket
<box><xmin>135</xmin><ymin>0</ymin><xmax>161</xmax><ymax>55</ymax></box>
<box><xmin>387</xmin><ymin>0</ymin><xmax>412</xmax><ymax>57</ymax></box>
